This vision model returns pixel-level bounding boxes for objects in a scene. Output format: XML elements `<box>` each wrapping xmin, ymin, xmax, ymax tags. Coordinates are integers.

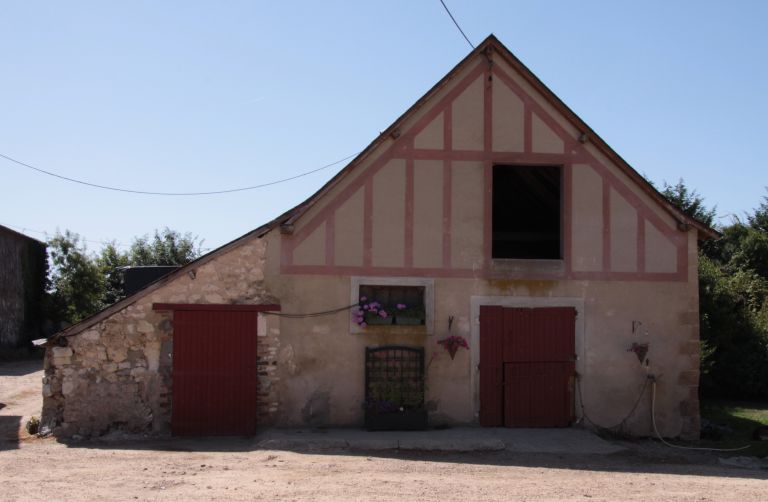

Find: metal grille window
<box><xmin>365</xmin><ymin>346</ymin><xmax>425</xmax><ymax>415</ymax></box>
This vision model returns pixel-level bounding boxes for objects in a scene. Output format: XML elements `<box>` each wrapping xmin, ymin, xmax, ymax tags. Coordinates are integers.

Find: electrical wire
<box><xmin>438</xmin><ymin>0</ymin><xmax>475</xmax><ymax>49</ymax></box>
<box><xmin>0</xmin><ymin>151</ymin><xmax>359</xmax><ymax>196</ymax></box>
<box><xmin>260</xmin><ymin>303</ymin><xmax>359</xmax><ymax>319</ymax></box>
<box><xmin>650</xmin><ymin>380</ymin><xmax>750</xmax><ymax>452</ymax></box>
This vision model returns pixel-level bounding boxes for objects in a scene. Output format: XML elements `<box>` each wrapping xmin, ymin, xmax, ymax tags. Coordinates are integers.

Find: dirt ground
<box><xmin>1</xmin><ymin>359</ymin><xmax>766</xmax><ymax>501</ymax></box>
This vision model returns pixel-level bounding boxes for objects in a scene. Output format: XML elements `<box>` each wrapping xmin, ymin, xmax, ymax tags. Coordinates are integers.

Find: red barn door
<box><xmin>171</xmin><ymin>309</ymin><xmax>259</xmax><ymax>436</ymax></box>
<box><xmin>480</xmin><ymin>306</ymin><xmax>576</xmax><ymax>427</ymax></box>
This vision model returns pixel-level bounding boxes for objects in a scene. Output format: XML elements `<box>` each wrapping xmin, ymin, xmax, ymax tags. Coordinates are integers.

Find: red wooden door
<box><xmin>172</xmin><ymin>309</ymin><xmax>259</xmax><ymax>436</ymax></box>
<box><xmin>479</xmin><ymin>305</ymin><xmax>504</xmax><ymax>426</ymax></box>
<box><xmin>480</xmin><ymin>306</ymin><xmax>575</xmax><ymax>428</ymax></box>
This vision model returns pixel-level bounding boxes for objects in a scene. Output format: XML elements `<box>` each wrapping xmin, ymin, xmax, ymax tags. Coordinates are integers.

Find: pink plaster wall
<box><xmin>280</xmin><ymin>50</ymin><xmax>687</xmax><ymax>282</ymax></box>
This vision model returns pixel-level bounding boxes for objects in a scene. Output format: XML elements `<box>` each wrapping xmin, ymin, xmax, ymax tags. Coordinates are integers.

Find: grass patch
<box><xmin>697</xmin><ymin>400</ymin><xmax>768</xmax><ymax>457</ymax></box>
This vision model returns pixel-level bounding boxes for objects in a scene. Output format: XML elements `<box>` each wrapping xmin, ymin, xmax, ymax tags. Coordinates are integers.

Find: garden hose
<box><xmin>650</xmin><ymin>380</ymin><xmax>750</xmax><ymax>452</ymax></box>
<box><xmin>575</xmin><ymin>372</ymin><xmax>649</xmax><ymax>433</ymax></box>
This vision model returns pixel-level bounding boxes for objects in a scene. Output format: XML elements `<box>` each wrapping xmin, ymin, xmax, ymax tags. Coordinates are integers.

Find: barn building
<box><xmin>41</xmin><ymin>36</ymin><xmax>715</xmax><ymax>439</ymax></box>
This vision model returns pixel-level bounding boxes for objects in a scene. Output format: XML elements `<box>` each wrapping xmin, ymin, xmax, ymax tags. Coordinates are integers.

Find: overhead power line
<box><xmin>0</xmin><ymin>151</ymin><xmax>359</xmax><ymax>196</ymax></box>
<box><xmin>438</xmin><ymin>0</ymin><xmax>475</xmax><ymax>49</ymax></box>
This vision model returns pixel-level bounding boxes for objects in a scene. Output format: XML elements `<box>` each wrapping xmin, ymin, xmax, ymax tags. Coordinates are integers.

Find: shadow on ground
<box><xmin>53</xmin><ymin>429</ymin><xmax>768</xmax><ymax>481</ymax></box>
<box><xmin>0</xmin><ymin>358</ymin><xmax>43</xmax><ymax>377</ymax></box>
<box><xmin>0</xmin><ymin>416</ymin><xmax>21</xmax><ymax>451</ymax></box>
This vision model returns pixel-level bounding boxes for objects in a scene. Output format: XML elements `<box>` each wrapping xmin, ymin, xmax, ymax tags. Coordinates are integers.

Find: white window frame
<box><xmin>349</xmin><ymin>276</ymin><xmax>435</xmax><ymax>334</ymax></box>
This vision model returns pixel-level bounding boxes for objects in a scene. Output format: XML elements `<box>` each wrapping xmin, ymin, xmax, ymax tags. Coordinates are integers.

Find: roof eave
<box><xmin>46</xmin><ymin>222</ymin><xmax>274</xmax><ymax>342</ymax></box>
<box><xmin>483</xmin><ymin>35</ymin><xmax>719</xmax><ymax>239</ymax></box>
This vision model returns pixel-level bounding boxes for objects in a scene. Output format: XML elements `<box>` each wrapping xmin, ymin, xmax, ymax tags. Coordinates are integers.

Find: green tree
<box><xmin>657</xmin><ymin>179</ymin><xmax>768</xmax><ymax>399</ymax></box>
<box><xmin>702</xmin><ymin>220</ymin><xmax>748</xmax><ymax>265</ymax></box>
<box><xmin>698</xmin><ymin>255</ymin><xmax>768</xmax><ymax>399</ymax></box>
<box><xmin>46</xmin><ymin>230</ymin><xmax>104</xmax><ymax>324</ymax></box>
<box><xmin>660</xmin><ymin>178</ymin><xmax>717</xmax><ymax>227</ymax></box>
<box><xmin>729</xmin><ymin>227</ymin><xmax>768</xmax><ymax>279</ymax></box>
<box><xmin>128</xmin><ymin>228</ymin><xmax>202</xmax><ymax>266</ymax></box>
<box><xmin>97</xmin><ymin>228</ymin><xmax>203</xmax><ymax>306</ymax></box>
<box><xmin>748</xmin><ymin>188</ymin><xmax>768</xmax><ymax>233</ymax></box>
<box><xmin>96</xmin><ymin>241</ymin><xmax>129</xmax><ymax>306</ymax></box>
<box><xmin>47</xmin><ymin>228</ymin><xmax>203</xmax><ymax>324</ymax></box>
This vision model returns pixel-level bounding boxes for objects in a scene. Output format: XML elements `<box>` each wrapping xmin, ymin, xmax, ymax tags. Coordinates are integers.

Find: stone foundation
<box><xmin>42</xmin><ymin>236</ymin><xmax>280</xmax><ymax>437</ymax></box>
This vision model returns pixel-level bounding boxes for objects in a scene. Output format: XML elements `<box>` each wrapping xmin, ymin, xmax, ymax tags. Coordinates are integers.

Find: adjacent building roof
<box><xmin>0</xmin><ymin>224</ymin><xmax>46</xmax><ymax>246</ymax></box>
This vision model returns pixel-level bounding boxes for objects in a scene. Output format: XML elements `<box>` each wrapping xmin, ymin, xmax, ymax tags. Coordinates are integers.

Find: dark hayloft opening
<box><xmin>492</xmin><ymin>165</ymin><xmax>561</xmax><ymax>259</ymax></box>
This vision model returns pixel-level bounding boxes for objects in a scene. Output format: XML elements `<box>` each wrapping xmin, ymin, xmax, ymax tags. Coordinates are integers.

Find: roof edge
<box><xmin>0</xmin><ymin>224</ymin><xmax>47</xmax><ymax>246</ymax></box>
<box><xmin>481</xmin><ymin>35</ymin><xmax>719</xmax><ymax>239</ymax></box>
<box><xmin>48</xmin><ymin>222</ymin><xmax>274</xmax><ymax>341</ymax></box>
<box><xmin>278</xmin><ymin>34</ymin><xmax>718</xmax><ymax>239</ymax></box>
<box><xmin>277</xmin><ymin>37</ymin><xmax>494</xmax><ymax>230</ymax></box>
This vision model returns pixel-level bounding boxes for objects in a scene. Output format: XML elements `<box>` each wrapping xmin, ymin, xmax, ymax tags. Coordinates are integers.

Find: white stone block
<box><xmin>130</xmin><ymin>367</ymin><xmax>147</xmax><ymax>378</ymax></box>
<box><xmin>52</xmin><ymin>357</ymin><xmax>70</xmax><ymax>368</ymax></box>
<box><xmin>145</xmin><ymin>342</ymin><xmax>161</xmax><ymax>372</ymax></box>
<box><xmin>52</xmin><ymin>347</ymin><xmax>73</xmax><ymax>358</ymax></box>
<box><xmin>137</xmin><ymin>320</ymin><xmax>153</xmax><ymax>333</ymax></box>
<box><xmin>81</xmin><ymin>330</ymin><xmax>100</xmax><ymax>341</ymax></box>
<box><xmin>205</xmin><ymin>293</ymin><xmax>224</xmax><ymax>303</ymax></box>
<box><xmin>62</xmin><ymin>381</ymin><xmax>76</xmax><ymax>396</ymax></box>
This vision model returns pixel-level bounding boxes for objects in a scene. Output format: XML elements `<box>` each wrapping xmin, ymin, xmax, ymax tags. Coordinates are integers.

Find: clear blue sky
<box><xmin>1</xmin><ymin>1</ymin><xmax>766</xmax><ymax>252</ymax></box>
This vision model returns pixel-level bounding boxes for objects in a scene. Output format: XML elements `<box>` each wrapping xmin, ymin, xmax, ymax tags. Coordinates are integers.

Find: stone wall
<box><xmin>42</xmin><ymin>236</ymin><xmax>280</xmax><ymax>437</ymax></box>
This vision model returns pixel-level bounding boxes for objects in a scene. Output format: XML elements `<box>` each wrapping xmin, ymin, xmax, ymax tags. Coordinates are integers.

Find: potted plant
<box><xmin>364</xmin><ymin>380</ymin><xmax>428</xmax><ymax>431</ymax></box>
<box><xmin>352</xmin><ymin>297</ymin><xmax>393</xmax><ymax>326</ymax></box>
<box><xmin>393</xmin><ymin>303</ymin><xmax>426</xmax><ymax>325</ymax></box>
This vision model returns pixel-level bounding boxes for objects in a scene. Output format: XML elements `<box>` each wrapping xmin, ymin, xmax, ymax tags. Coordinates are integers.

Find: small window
<box><xmin>492</xmin><ymin>165</ymin><xmax>561</xmax><ymax>259</ymax></box>
<box><xmin>358</xmin><ymin>285</ymin><xmax>426</xmax><ymax>326</ymax></box>
<box><xmin>350</xmin><ymin>277</ymin><xmax>434</xmax><ymax>334</ymax></box>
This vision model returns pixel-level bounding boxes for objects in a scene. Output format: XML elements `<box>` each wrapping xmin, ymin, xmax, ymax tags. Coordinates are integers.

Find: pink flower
<box><xmin>396</xmin><ymin>303</ymin><xmax>406</xmax><ymax>310</ymax></box>
<box><xmin>379</xmin><ymin>310</ymin><xmax>388</xmax><ymax>318</ymax></box>
<box><xmin>360</xmin><ymin>322</ymin><xmax>367</xmax><ymax>328</ymax></box>
<box><xmin>360</xmin><ymin>296</ymin><xmax>367</xmax><ymax>302</ymax></box>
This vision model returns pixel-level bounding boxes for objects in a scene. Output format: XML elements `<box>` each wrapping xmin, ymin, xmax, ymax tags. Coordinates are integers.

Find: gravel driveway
<box><xmin>1</xmin><ymin>359</ymin><xmax>766</xmax><ymax>501</ymax></box>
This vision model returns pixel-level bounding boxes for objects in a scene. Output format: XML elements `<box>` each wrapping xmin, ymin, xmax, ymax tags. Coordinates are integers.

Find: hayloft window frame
<box><xmin>491</xmin><ymin>164</ymin><xmax>564</xmax><ymax>261</ymax></box>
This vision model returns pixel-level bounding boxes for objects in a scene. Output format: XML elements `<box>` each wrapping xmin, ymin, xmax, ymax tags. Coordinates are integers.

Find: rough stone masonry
<box><xmin>41</xmin><ymin>237</ymin><xmax>280</xmax><ymax>437</ymax></box>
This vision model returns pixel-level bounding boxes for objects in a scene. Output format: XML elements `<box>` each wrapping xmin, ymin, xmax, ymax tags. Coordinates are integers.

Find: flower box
<box><xmin>395</xmin><ymin>316</ymin><xmax>424</xmax><ymax>325</ymax></box>
<box><xmin>365</xmin><ymin>409</ymin><xmax>428</xmax><ymax>431</ymax></box>
<box><xmin>364</xmin><ymin>313</ymin><xmax>394</xmax><ymax>325</ymax></box>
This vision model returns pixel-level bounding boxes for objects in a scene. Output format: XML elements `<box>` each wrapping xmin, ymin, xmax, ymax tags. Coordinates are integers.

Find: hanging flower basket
<box><xmin>628</xmin><ymin>342</ymin><xmax>649</xmax><ymax>363</ymax></box>
<box><xmin>437</xmin><ymin>335</ymin><xmax>469</xmax><ymax>360</ymax></box>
